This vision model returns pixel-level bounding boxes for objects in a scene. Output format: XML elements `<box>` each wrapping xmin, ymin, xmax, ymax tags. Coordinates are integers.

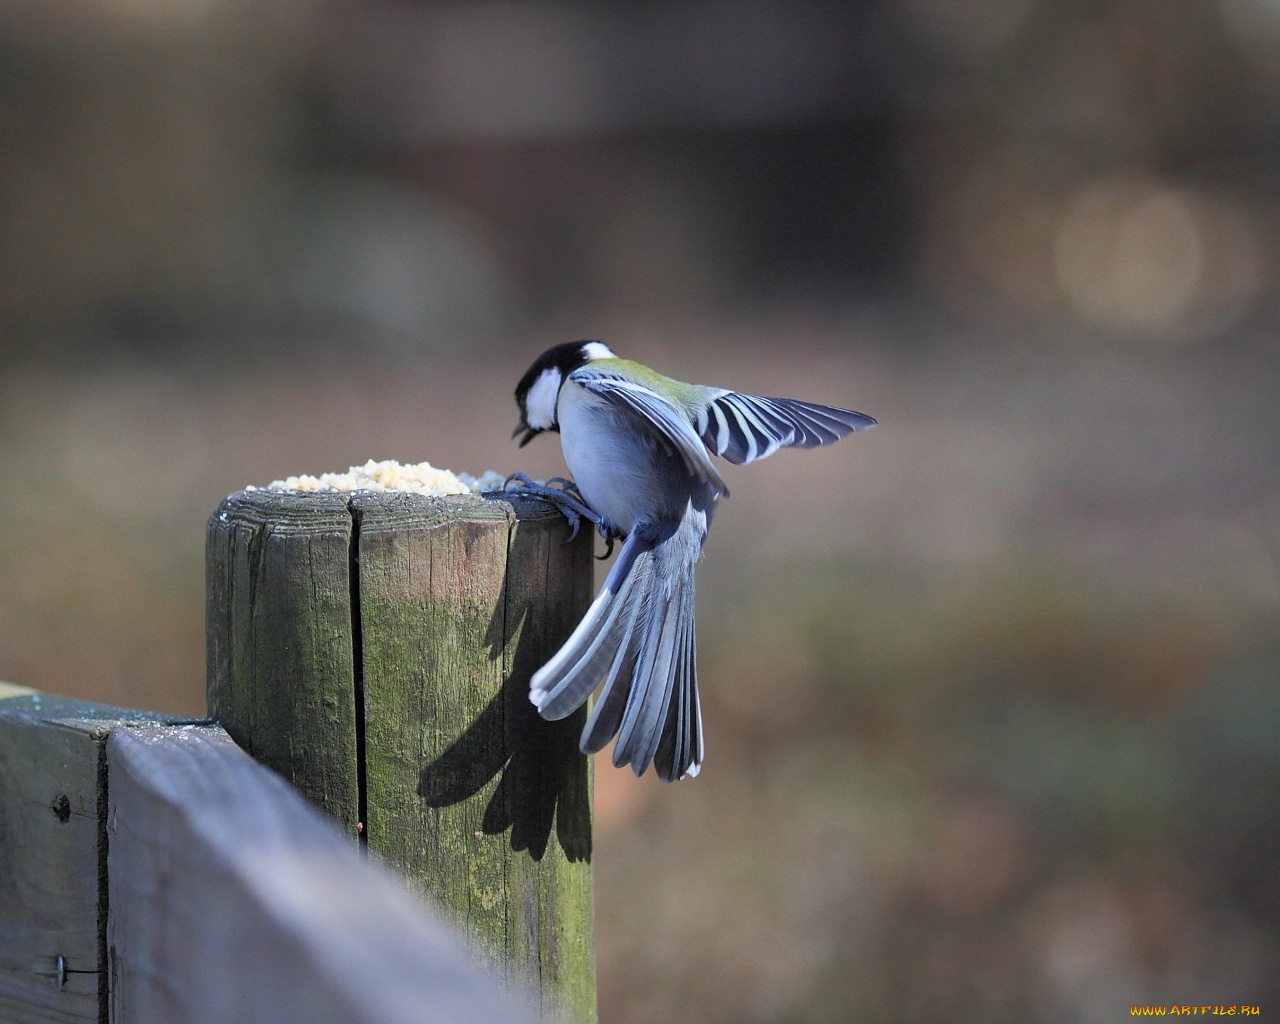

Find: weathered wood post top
<box><xmin>206</xmin><ymin>473</ymin><xmax>597</xmax><ymax>1024</ymax></box>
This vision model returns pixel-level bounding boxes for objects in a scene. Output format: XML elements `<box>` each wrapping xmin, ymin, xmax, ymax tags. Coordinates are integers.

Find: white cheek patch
<box><xmin>525</xmin><ymin>368</ymin><xmax>562</xmax><ymax>429</ymax></box>
<box><xmin>582</xmin><ymin>341</ymin><xmax>615</xmax><ymax>361</ymax></box>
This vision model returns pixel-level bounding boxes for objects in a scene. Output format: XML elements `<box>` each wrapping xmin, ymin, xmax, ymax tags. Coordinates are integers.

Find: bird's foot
<box><xmin>501</xmin><ymin>473</ymin><xmax>602</xmax><ymax>545</ymax></box>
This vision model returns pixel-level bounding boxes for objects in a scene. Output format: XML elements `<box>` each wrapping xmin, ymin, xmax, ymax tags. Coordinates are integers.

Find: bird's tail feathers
<box><xmin>654</xmin><ymin>606</ymin><xmax>702</xmax><ymax>781</ymax></box>
<box><xmin>529</xmin><ymin>522</ymin><xmax>703</xmax><ymax>781</ymax></box>
<box><xmin>530</xmin><ymin>532</ymin><xmax>648</xmax><ymax>719</ymax></box>
<box><xmin>610</xmin><ymin>568</ymin><xmax>686</xmax><ymax>775</ymax></box>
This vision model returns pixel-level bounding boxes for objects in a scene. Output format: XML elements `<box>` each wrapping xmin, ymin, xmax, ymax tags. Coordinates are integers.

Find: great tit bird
<box><xmin>509</xmin><ymin>340</ymin><xmax>875</xmax><ymax>782</ymax></box>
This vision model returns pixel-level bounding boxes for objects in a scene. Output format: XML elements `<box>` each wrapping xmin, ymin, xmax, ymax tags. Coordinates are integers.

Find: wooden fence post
<box><xmin>206</xmin><ymin>489</ymin><xmax>596</xmax><ymax>1023</ymax></box>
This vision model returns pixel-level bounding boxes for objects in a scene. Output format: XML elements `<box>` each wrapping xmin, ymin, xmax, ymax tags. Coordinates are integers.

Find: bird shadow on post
<box><xmin>417</xmin><ymin>505</ymin><xmax>593</xmax><ymax>864</ymax></box>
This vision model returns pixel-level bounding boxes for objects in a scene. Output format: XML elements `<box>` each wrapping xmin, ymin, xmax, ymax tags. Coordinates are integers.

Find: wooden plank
<box><xmin>353</xmin><ymin>492</ymin><xmax>596</xmax><ymax>1023</ymax></box>
<box><xmin>206</xmin><ymin>490</ymin><xmax>360</xmax><ymax>832</ymax></box>
<box><xmin>106</xmin><ymin>722</ymin><xmax>537</xmax><ymax>1024</ymax></box>
<box><xmin>0</xmin><ymin>688</ymin><xmax>183</xmax><ymax>1024</ymax></box>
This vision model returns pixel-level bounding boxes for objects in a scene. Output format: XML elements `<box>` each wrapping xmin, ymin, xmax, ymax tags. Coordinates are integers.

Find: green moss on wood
<box><xmin>207</xmin><ymin>490</ymin><xmax>360</xmax><ymax>833</ymax></box>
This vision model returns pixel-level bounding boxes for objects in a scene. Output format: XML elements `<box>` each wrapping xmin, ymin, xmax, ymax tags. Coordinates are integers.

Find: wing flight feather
<box><xmin>698</xmin><ymin>392</ymin><xmax>876</xmax><ymax>465</ymax></box>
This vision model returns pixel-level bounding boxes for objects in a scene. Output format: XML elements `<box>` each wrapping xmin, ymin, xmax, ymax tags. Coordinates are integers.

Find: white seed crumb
<box><xmin>247</xmin><ymin>459</ymin><xmax>505</xmax><ymax>497</ymax></box>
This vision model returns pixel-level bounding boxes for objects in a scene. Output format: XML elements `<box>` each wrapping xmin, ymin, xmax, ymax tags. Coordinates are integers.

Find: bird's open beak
<box><xmin>513</xmin><ymin>419</ymin><xmax>539</xmax><ymax>447</ymax></box>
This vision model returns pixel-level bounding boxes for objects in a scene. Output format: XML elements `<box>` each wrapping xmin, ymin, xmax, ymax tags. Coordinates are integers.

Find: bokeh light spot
<box><xmin>1053</xmin><ymin>179</ymin><xmax>1262</xmax><ymax>341</ymax></box>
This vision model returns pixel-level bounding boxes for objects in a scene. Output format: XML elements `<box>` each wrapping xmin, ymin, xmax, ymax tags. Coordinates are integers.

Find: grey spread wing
<box><xmin>571</xmin><ymin>370</ymin><xmax>729</xmax><ymax>496</ymax></box>
<box><xmin>694</xmin><ymin>391</ymin><xmax>876</xmax><ymax>465</ymax></box>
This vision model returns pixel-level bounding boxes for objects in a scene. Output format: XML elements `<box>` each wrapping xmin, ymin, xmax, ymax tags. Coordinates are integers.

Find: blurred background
<box><xmin>2</xmin><ymin>0</ymin><xmax>1279</xmax><ymax>1019</ymax></box>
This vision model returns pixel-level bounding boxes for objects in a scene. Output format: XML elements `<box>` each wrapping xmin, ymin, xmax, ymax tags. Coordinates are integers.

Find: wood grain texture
<box><xmin>354</xmin><ymin>491</ymin><xmax>597</xmax><ymax>1024</ymax></box>
<box><xmin>106</xmin><ymin>722</ymin><xmax>537</xmax><ymax>1024</ymax></box>
<box><xmin>0</xmin><ymin>690</ymin><xmax>183</xmax><ymax>1024</ymax></box>
<box><xmin>206</xmin><ymin>490</ymin><xmax>360</xmax><ymax>832</ymax></box>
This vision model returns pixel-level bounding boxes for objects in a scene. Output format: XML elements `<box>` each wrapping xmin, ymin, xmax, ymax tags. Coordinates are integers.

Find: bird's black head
<box><xmin>512</xmin><ymin>340</ymin><xmax>615</xmax><ymax>446</ymax></box>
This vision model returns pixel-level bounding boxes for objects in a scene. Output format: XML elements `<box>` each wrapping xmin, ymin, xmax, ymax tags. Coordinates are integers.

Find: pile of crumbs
<box><xmin>248</xmin><ymin>459</ymin><xmax>506</xmax><ymax>497</ymax></box>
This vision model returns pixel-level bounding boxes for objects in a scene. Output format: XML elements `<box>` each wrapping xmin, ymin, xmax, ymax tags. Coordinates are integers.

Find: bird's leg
<box><xmin>500</xmin><ymin>473</ymin><xmax>604</xmax><ymax>545</ymax></box>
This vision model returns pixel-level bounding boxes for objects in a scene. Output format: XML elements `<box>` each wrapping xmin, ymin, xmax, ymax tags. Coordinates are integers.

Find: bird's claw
<box><xmin>501</xmin><ymin>471</ymin><xmax>541</xmax><ymax>492</ymax></box>
<box><xmin>501</xmin><ymin>473</ymin><xmax>607</xmax><ymax>548</ymax></box>
<box><xmin>595</xmin><ymin>521</ymin><xmax>624</xmax><ymax>559</ymax></box>
<box><xmin>543</xmin><ymin>477</ymin><xmax>584</xmax><ymax>499</ymax></box>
